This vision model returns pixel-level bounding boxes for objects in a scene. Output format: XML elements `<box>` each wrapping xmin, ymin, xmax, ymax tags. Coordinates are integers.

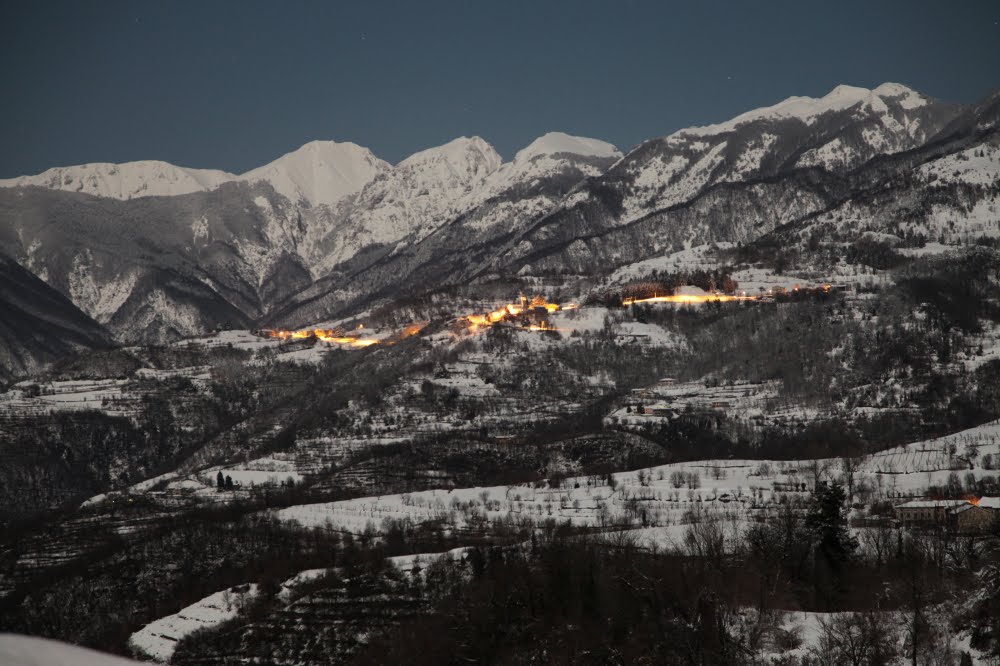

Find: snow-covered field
<box><xmin>129</xmin><ymin>584</ymin><xmax>258</xmax><ymax>662</ymax></box>
<box><xmin>0</xmin><ymin>378</ymin><xmax>132</xmax><ymax>416</ymax></box>
<box><xmin>199</xmin><ymin>457</ymin><xmax>305</xmax><ymax>488</ymax></box>
<box><xmin>608</xmin><ymin>378</ymin><xmax>824</xmax><ymax>427</ymax></box>
<box><xmin>605</xmin><ymin>242</ymin><xmax>890</xmax><ymax>296</ymax></box>
<box><xmin>607</xmin><ymin>243</ymin><xmax>734</xmax><ymax>283</ymax></box>
<box><xmin>123</xmin><ymin>548</ymin><xmax>474</xmax><ymax>665</ymax></box>
<box><xmin>274</xmin><ymin>420</ymin><xmax>1000</xmax><ymax>541</ymax></box>
<box><xmin>386</xmin><ymin>547</ymin><xmax>473</xmax><ymax>575</ymax></box>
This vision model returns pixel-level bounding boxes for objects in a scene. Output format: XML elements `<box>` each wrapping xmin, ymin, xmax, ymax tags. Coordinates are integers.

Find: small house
<box><xmin>954</xmin><ymin>497</ymin><xmax>1000</xmax><ymax>534</ymax></box>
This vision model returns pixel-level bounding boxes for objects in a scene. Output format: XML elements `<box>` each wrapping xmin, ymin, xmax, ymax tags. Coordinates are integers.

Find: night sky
<box><xmin>2</xmin><ymin>0</ymin><xmax>998</xmax><ymax>177</ymax></box>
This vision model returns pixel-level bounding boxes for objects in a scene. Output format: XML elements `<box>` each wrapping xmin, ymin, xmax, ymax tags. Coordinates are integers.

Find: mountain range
<box><xmin>1</xmin><ymin>82</ymin><xmax>998</xmax><ymax>378</ymax></box>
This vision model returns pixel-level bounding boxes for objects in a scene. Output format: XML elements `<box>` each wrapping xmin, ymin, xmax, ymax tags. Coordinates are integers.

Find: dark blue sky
<box><xmin>2</xmin><ymin>0</ymin><xmax>998</xmax><ymax>177</ymax></box>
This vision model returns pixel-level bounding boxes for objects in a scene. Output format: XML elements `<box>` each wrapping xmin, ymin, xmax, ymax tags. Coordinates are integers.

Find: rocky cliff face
<box><xmin>0</xmin><ymin>183</ymin><xmax>305</xmax><ymax>343</ymax></box>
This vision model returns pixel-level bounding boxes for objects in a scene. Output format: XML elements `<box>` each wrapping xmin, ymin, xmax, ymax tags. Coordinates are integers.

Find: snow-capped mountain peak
<box><xmin>0</xmin><ymin>141</ymin><xmax>390</xmax><ymax>209</ymax></box>
<box><xmin>871</xmin><ymin>82</ymin><xmax>927</xmax><ymax>109</ymax></box>
<box><xmin>311</xmin><ymin>137</ymin><xmax>503</xmax><ymax>270</ymax></box>
<box><xmin>472</xmin><ymin>132</ymin><xmax>621</xmax><ymax>207</ymax></box>
<box><xmin>397</xmin><ymin>136</ymin><xmax>502</xmax><ymax>174</ymax></box>
<box><xmin>0</xmin><ymin>160</ymin><xmax>236</xmax><ymax>200</ymax></box>
<box><xmin>238</xmin><ymin>140</ymin><xmax>390</xmax><ymax>208</ymax></box>
<box><xmin>513</xmin><ymin>132</ymin><xmax>621</xmax><ymax>163</ymax></box>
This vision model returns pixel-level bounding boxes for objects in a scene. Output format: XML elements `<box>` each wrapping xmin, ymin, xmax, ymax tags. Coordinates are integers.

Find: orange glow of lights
<box><xmin>261</xmin><ymin>327</ymin><xmax>379</xmax><ymax>348</ymax></box>
<box><xmin>401</xmin><ymin>324</ymin><xmax>424</xmax><ymax>337</ymax></box>
<box><xmin>462</xmin><ymin>296</ymin><xmax>572</xmax><ymax>334</ymax></box>
<box><xmin>621</xmin><ymin>293</ymin><xmax>757</xmax><ymax>306</ymax></box>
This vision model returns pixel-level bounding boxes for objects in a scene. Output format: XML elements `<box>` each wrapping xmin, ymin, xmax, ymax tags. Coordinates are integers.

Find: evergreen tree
<box><xmin>806</xmin><ymin>481</ymin><xmax>858</xmax><ymax>570</ymax></box>
<box><xmin>467</xmin><ymin>546</ymin><xmax>486</xmax><ymax>579</ymax></box>
<box><xmin>225</xmin><ymin>474</ymin><xmax>234</xmax><ymax>490</ymax></box>
<box><xmin>216</xmin><ymin>470</ymin><xmax>224</xmax><ymax>490</ymax></box>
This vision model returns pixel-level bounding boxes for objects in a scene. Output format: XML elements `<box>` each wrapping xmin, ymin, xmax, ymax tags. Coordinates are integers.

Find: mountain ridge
<box><xmin>2</xmin><ymin>83</ymin><xmax>998</xmax><ymax>347</ymax></box>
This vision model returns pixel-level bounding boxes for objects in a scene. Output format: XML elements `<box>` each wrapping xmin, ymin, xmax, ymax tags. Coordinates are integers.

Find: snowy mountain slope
<box><xmin>0</xmin><ymin>160</ymin><xmax>235</xmax><ymax>200</ymax></box>
<box><xmin>471</xmin><ymin>83</ymin><xmax>970</xmax><ymax>279</ymax></box>
<box><xmin>607</xmin><ymin>83</ymin><xmax>957</xmax><ymax>225</ymax></box>
<box><xmin>917</xmin><ymin>141</ymin><xmax>1000</xmax><ymax>186</ymax></box>
<box><xmin>467</xmin><ymin>132</ymin><xmax>621</xmax><ymax>218</ymax></box>
<box><xmin>237</xmin><ymin>140</ymin><xmax>390</xmax><ymax>207</ymax></box>
<box><xmin>765</xmin><ymin>89</ymin><xmax>1000</xmax><ymax>250</ymax></box>
<box><xmin>0</xmin><ymin>134</ymin><xmax>528</xmax><ymax>340</ymax></box>
<box><xmin>310</xmin><ymin>136</ymin><xmax>502</xmax><ymax>272</ymax></box>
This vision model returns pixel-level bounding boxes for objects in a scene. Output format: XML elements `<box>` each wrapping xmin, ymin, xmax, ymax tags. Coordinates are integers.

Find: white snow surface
<box><xmin>513</xmin><ymin>132</ymin><xmax>619</xmax><ymax>162</ymax></box>
<box><xmin>0</xmin><ymin>634</ymin><xmax>145</xmax><ymax>666</ymax></box>
<box><xmin>238</xmin><ymin>140</ymin><xmax>389</xmax><ymax>207</ymax></box>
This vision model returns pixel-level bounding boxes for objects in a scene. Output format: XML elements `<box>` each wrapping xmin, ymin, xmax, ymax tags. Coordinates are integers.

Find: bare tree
<box><xmin>812</xmin><ymin>611</ymin><xmax>899</xmax><ymax>666</ymax></box>
<box><xmin>684</xmin><ymin>512</ymin><xmax>727</xmax><ymax>569</ymax></box>
<box><xmin>840</xmin><ymin>456</ymin><xmax>860</xmax><ymax>503</ymax></box>
<box><xmin>860</xmin><ymin>521</ymin><xmax>896</xmax><ymax>567</ymax></box>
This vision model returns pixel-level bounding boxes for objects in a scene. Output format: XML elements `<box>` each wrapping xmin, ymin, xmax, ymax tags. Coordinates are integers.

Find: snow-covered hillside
<box><xmin>273</xmin><ymin>420</ymin><xmax>1000</xmax><ymax>538</ymax></box>
<box><xmin>129</xmin><ymin>584</ymin><xmax>259</xmax><ymax>662</ymax></box>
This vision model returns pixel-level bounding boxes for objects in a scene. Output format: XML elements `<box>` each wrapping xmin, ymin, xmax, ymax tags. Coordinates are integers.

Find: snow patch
<box><xmin>0</xmin><ymin>635</ymin><xmax>145</xmax><ymax>666</ymax></box>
